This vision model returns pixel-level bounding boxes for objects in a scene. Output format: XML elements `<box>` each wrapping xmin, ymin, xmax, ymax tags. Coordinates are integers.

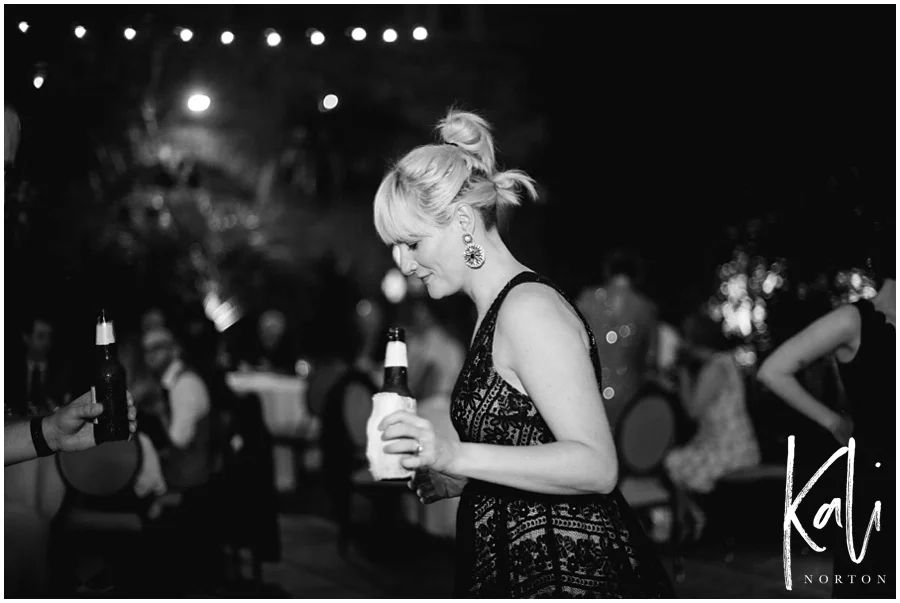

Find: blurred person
<box><xmin>406</xmin><ymin>296</ymin><xmax>466</xmax><ymax>401</ymax></box>
<box><xmin>140</xmin><ymin>327</ymin><xmax>213</xmax><ymax>493</ymax></box>
<box><xmin>758</xmin><ymin>265</ymin><xmax>895</xmax><ymax>598</ymax></box>
<box><xmin>141</xmin><ymin>306</ymin><xmax>167</xmax><ymax>334</ymax></box>
<box><xmin>139</xmin><ymin>326</ymin><xmax>221</xmax><ymax>592</ymax></box>
<box><xmin>374</xmin><ymin>109</ymin><xmax>673</xmax><ymax>597</ymax></box>
<box><xmin>5</xmin><ymin>391</ymin><xmax>137</xmax><ymax>467</ymax></box>
<box><xmin>239</xmin><ymin>309</ymin><xmax>296</xmax><ymax>374</ymax></box>
<box><xmin>663</xmin><ymin>311</ymin><xmax>761</xmax><ymax>540</ymax></box>
<box><xmin>575</xmin><ymin>250</ymin><xmax>659</xmax><ymax>429</ymax></box>
<box><xmin>8</xmin><ymin>313</ymin><xmax>71</xmax><ymax>417</ymax></box>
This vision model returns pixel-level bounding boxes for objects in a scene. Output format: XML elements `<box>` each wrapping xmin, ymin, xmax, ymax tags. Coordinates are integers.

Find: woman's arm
<box><xmin>382</xmin><ymin>285</ymin><xmax>618</xmax><ymax>495</ymax></box>
<box><xmin>757</xmin><ymin>305</ymin><xmax>860</xmax><ymax>433</ymax></box>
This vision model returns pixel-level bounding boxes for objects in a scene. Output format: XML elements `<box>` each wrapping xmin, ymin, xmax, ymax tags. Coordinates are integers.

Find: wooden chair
<box><xmin>321</xmin><ymin>368</ymin><xmax>416</xmax><ymax>557</ymax></box>
<box><xmin>52</xmin><ymin>438</ymin><xmax>145</xmax><ymax>594</ymax></box>
<box><xmin>614</xmin><ymin>384</ymin><xmax>686</xmax><ymax>581</ymax></box>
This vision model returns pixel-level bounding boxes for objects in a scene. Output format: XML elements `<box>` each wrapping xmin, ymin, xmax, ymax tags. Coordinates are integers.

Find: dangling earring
<box><xmin>462</xmin><ymin>233</ymin><xmax>485</xmax><ymax>269</ymax></box>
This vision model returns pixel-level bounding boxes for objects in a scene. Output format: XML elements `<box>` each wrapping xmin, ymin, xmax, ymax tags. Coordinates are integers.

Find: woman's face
<box><xmin>393</xmin><ymin>222</ymin><xmax>465</xmax><ymax>299</ymax></box>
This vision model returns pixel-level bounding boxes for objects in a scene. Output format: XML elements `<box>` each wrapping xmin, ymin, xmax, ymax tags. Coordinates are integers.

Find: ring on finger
<box><xmin>415</xmin><ymin>440</ymin><xmax>423</xmax><ymax>456</ymax></box>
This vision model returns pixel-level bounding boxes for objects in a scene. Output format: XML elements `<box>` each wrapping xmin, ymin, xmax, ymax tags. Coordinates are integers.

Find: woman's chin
<box><xmin>424</xmin><ymin>280</ymin><xmax>448</xmax><ymax>299</ymax></box>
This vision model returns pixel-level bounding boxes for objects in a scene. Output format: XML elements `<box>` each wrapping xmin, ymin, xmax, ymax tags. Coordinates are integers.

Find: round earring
<box><xmin>462</xmin><ymin>233</ymin><xmax>485</xmax><ymax>269</ymax></box>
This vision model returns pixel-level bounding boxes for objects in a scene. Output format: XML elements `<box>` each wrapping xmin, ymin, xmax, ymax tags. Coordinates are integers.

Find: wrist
<box><xmin>447</xmin><ymin>441</ymin><xmax>468</xmax><ymax>476</ymax></box>
<box><xmin>41</xmin><ymin>415</ymin><xmax>60</xmax><ymax>452</ymax></box>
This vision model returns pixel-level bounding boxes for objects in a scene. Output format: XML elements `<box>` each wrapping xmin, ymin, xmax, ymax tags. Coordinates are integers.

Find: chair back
<box><xmin>615</xmin><ymin>386</ymin><xmax>677</xmax><ymax>477</ymax></box>
<box><xmin>56</xmin><ymin>439</ymin><xmax>142</xmax><ymax>497</ymax></box>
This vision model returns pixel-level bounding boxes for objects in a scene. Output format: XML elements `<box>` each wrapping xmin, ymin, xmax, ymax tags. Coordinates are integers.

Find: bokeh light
<box><xmin>220</xmin><ymin>30</ymin><xmax>234</xmax><ymax>45</ymax></box>
<box><xmin>187</xmin><ymin>94</ymin><xmax>211</xmax><ymax>113</ymax></box>
<box><xmin>310</xmin><ymin>30</ymin><xmax>325</xmax><ymax>45</ymax></box>
<box><xmin>413</xmin><ymin>26</ymin><xmax>428</xmax><ymax>41</ymax></box>
<box><xmin>351</xmin><ymin>27</ymin><xmax>366</xmax><ymax>41</ymax></box>
<box><xmin>124</xmin><ymin>27</ymin><xmax>136</xmax><ymax>40</ymax></box>
<box><xmin>74</xmin><ymin>25</ymin><xmax>86</xmax><ymax>39</ymax></box>
<box><xmin>322</xmin><ymin>94</ymin><xmax>339</xmax><ymax>111</ymax></box>
<box><xmin>382</xmin><ymin>28</ymin><xmax>398</xmax><ymax>43</ymax></box>
<box><xmin>179</xmin><ymin>28</ymin><xmax>193</xmax><ymax>42</ymax></box>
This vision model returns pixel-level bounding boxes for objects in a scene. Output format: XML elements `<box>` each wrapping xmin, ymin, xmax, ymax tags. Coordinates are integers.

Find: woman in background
<box><xmin>663</xmin><ymin>311</ymin><xmax>761</xmax><ymax>539</ymax></box>
<box><xmin>759</xmin><ymin>264</ymin><xmax>895</xmax><ymax>599</ymax></box>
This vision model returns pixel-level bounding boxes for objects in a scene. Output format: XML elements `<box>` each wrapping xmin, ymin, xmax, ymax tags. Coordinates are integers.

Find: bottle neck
<box><xmin>96</xmin><ymin>342</ymin><xmax>118</xmax><ymax>361</ymax></box>
<box><xmin>382</xmin><ymin>341</ymin><xmax>411</xmax><ymax>396</ymax></box>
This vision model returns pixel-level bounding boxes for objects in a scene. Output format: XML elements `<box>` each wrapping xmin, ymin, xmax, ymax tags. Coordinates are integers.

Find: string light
<box><xmin>74</xmin><ymin>25</ymin><xmax>86</xmax><ymax>39</ymax></box>
<box><xmin>350</xmin><ymin>27</ymin><xmax>366</xmax><ymax>41</ymax></box>
<box><xmin>124</xmin><ymin>27</ymin><xmax>136</xmax><ymax>40</ymax></box>
<box><xmin>220</xmin><ymin>30</ymin><xmax>234</xmax><ymax>45</ymax></box>
<box><xmin>413</xmin><ymin>26</ymin><xmax>428</xmax><ymax>41</ymax></box>
<box><xmin>178</xmin><ymin>27</ymin><xmax>193</xmax><ymax>42</ymax></box>
<box><xmin>19</xmin><ymin>22</ymin><xmax>29</xmax><ymax>33</ymax></box>
<box><xmin>33</xmin><ymin>75</ymin><xmax>45</xmax><ymax>89</ymax></box>
<box><xmin>382</xmin><ymin>28</ymin><xmax>397</xmax><ymax>43</ymax></box>
<box><xmin>322</xmin><ymin>94</ymin><xmax>339</xmax><ymax>111</ymax></box>
<box><xmin>310</xmin><ymin>30</ymin><xmax>325</xmax><ymax>46</ymax></box>
<box><xmin>265</xmin><ymin>29</ymin><xmax>281</xmax><ymax>47</ymax></box>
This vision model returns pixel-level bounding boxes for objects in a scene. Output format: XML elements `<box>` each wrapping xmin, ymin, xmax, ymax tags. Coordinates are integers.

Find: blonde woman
<box><xmin>374</xmin><ymin>110</ymin><xmax>673</xmax><ymax>597</ymax></box>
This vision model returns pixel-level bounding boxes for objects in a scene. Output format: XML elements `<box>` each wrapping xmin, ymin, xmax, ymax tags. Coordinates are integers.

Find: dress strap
<box><xmin>478</xmin><ymin>271</ymin><xmax>600</xmax><ymax>369</ymax></box>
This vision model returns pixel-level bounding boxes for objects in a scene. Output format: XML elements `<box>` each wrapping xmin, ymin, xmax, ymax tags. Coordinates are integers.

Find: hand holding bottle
<box><xmin>46</xmin><ymin>389</ymin><xmax>138</xmax><ymax>452</ymax></box>
<box><xmin>379</xmin><ymin>409</ymin><xmax>461</xmax><ymax>474</ymax></box>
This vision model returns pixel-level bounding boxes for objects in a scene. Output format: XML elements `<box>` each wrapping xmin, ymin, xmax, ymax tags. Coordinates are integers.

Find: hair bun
<box><xmin>437</xmin><ymin>110</ymin><xmax>496</xmax><ymax>175</ymax></box>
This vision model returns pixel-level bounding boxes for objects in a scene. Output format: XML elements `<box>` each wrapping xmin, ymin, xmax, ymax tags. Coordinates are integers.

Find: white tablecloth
<box><xmin>226</xmin><ymin>372</ymin><xmax>309</xmax><ymax>438</ymax></box>
<box><xmin>226</xmin><ymin>372</ymin><xmax>311</xmax><ymax>492</ymax></box>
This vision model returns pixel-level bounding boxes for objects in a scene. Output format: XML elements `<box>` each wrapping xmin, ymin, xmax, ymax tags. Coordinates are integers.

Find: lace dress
<box><xmin>450</xmin><ymin>272</ymin><xmax>674</xmax><ymax>598</ymax></box>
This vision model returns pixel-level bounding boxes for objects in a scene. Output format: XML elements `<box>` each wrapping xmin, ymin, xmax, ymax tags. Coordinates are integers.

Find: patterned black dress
<box><xmin>450</xmin><ymin>272</ymin><xmax>674</xmax><ymax>598</ymax></box>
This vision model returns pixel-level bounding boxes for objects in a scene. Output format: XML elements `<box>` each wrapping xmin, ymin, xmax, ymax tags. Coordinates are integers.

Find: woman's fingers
<box><xmin>383</xmin><ymin>438</ymin><xmax>419</xmax><ymax>455</ymax></box>
<box><xmin>379</xmin><ymin>410</ymin><xmax>432</xmax><ymax>432</ymax></box>
<box><xmin>381</xmin><ymin>422</ymin><xmax>421</xmax><ymax>442</ymax></box>
<box><xmin>400</xmin><ymin>455</ymin><xmax>425</xmax><ymax>470</ymax></box>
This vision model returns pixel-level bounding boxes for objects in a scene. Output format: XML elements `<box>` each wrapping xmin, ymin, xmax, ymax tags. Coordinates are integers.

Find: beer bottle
<box><xmin>94</xmin><ymin>309</ymin><xmax>129</xmax><ymax>443</ymax></box>
<box><xmin>366</xmin><ymin>327</ymin><xmax>417</xmax><ymax>480</ymax></box>
<box><xmin>382</xmin><ymin>327</ymin><xmax>413</xmax><ymax>397</ymax></box>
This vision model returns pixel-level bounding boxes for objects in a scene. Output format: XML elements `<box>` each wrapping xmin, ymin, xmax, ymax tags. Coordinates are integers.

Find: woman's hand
<box><xmin>409</xmin><ymin>468</ymin><xmax>468</xmax><ymax>504</ymax></box>
<box><xmin>379</xmin><ymin>410</ymin><xmax>460</xmax><ymax>473</ymax></box>
<box><xmin>828</xmin><ymin>413</ymin><xmax>854</xmax><ymax>447</ymax></box>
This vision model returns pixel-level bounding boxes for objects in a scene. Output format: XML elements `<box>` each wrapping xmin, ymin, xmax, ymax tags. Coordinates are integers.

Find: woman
<box><xmin>373</xmin><ymin>110</ymin><xmax>673</xmax><ymax>597</ymax></box>
<box><xmin>663</xmin><ymin>312</ymin><xmax>761</xmax><ymax>539</ymax></box>
<box><xmin>758</xmin><ymin>273</ymin><xmax>895</xmax><ymax>599</ymax></box>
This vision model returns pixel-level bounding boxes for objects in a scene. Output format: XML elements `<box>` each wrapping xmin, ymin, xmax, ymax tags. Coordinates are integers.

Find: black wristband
<box><xmin>30</xmin><ymin>417</ymin><xmax>55</xmax><ymax>457</ymax></box>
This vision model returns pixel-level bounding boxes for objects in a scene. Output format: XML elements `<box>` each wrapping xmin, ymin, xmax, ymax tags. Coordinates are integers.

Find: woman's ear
<box><xmin>455</xmin><ymin>204</ymin><xmax>476</xmax><ymax>234</ymax></box>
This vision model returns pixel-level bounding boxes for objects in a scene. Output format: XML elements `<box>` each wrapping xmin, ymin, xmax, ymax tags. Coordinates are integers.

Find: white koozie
<box><xmin>367</xmin><ymin>392</ymin><xmax>417</xmax><ymax>480</ymax></box>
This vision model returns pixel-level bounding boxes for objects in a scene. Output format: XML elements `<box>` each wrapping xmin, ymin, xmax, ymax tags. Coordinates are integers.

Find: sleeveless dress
<box><xmin>832</xmin><ymin>300</ymin><xmax>895</xmax><ymax>598</ymax></box>
<box><xmin>450</xmin><ymin>272</ymin><xmax>674</xmax><ymax>598</ymax></box>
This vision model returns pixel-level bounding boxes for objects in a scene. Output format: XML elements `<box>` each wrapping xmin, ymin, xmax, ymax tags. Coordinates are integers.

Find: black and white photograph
<box><xmin>3</xmin><ymin>4</ymin><xmax>896</xmax><ymax>599</ymax></box>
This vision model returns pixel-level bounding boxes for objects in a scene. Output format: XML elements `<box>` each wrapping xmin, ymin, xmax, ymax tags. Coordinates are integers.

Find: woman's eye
<box><xmin>408</xmin><ymin>242</ymin><xmax>419</xmax><ymax>251</ymax></box>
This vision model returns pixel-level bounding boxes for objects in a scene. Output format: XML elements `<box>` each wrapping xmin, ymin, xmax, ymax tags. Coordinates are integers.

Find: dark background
<box><xmin>4</xmin><ymin>6</ymin><xmax>895</xmax><ymax>377</ymax></box>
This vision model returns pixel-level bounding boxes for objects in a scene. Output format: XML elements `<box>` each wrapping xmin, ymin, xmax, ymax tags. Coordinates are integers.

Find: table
<box><xmin>226</xmin><ymin>371</ymin><xmax>311</xmax><ymax>492</ymax></box>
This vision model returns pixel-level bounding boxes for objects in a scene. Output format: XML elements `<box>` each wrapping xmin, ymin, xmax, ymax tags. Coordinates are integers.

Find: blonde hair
<box><xmin>373</xmin><ymin>109</ymin><xmax>537</xmax><ymax>244</ymax></box>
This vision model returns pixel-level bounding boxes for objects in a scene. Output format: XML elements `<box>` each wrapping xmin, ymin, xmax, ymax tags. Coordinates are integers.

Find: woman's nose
<box><xmin>395</xmin><ymin>246</ymin><xmax>419</xmax><ymax>276</ymax></box>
